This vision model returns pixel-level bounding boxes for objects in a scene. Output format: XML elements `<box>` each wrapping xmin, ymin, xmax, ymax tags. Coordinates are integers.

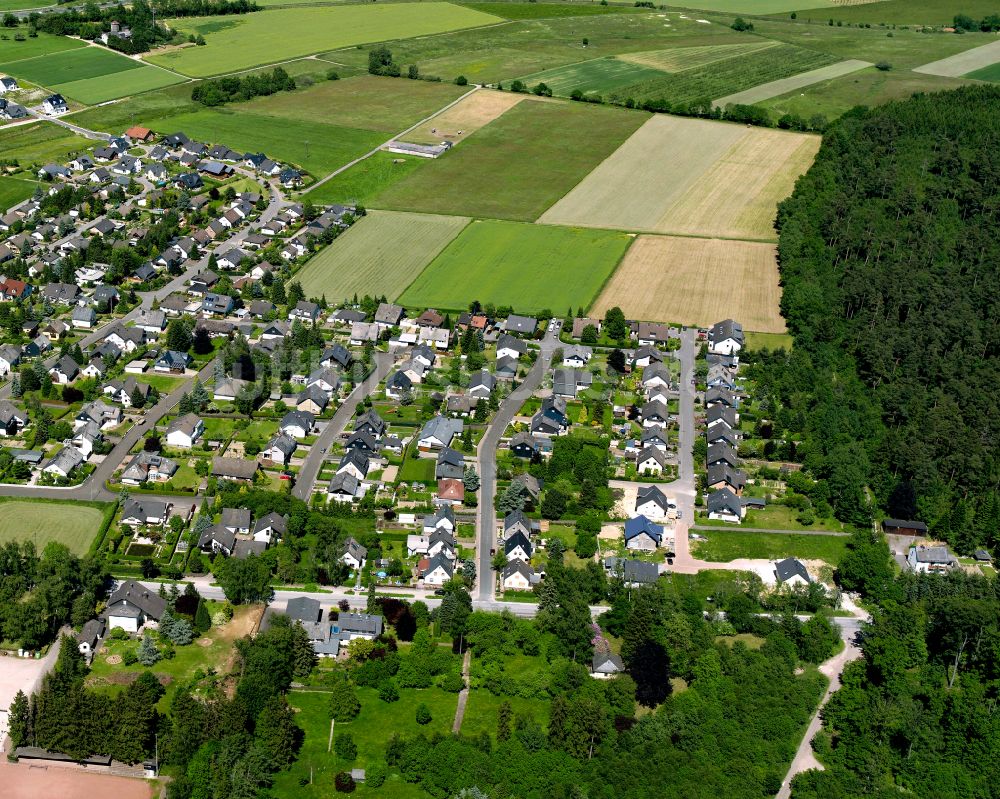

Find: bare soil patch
<box><xmin>593</xmin><ymin>234</ymin><xmax>785</xmax><ymax>332</ymax></box>
<box><xmin>197</xmin><ymin>637</ymin><xmax>213</xmax><ymax>647</ymax></box>
<box><xmin>407</xmin><ymin>89</ymin><xmax>534</xmax><ymax>145</ymax></box>
<box><xmin>0</xmin><ymin>759</ymin><xmax>154</xmax><ymax>799</ymax></box>
<box><xmin>105</xmin><ymin>654</ymin><xmax>122</xmax><ymax>665</ymax></box>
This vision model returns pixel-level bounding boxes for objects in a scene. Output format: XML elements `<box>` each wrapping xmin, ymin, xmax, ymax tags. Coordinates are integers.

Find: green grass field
<box><xmin>0</xmin><ymin>499</ymin><xmax>106</xmax><ymax>556</ymax></box>
<box><xmin>0</xmin><ymin>0</ymin><xmax>52</xmax><ymax>9</ymax></box>
<box><xmin>398</xmin><ymin>450</ymin><xmax>437</xmax><ymax>483</ymax></box>
<box><xmin>147</xmin><ymin>3</ymin><xmax>503</xmax><ymax>77</ymax></box>
<box><xmin>322</xmin><ymin>13</ymin><xmax>745</xmax><ymax>85</ymax></box>
<box><xmin>519</xmin><ymin>56</ymin><xmax>666</xmax><ymax>96</ymax></box>
<box><xmin>463</xmin><ymin>1</ymin><xmax>649</xmax><ymax>18</ymax></box>
<box><xmin>0</xmin><ymin>44</ymin><xmax>185</xmax><ymax>103</ymax></box>
<box><xmin>154</xmin><ymin>108</ymin><xmax>384</xmax><ymax>177</ymax></box>
<box><xmin>399</xmin><ymin>219</ymin><xmax>632</xmax><ymax>313</ymax></box>
<box><xmin>0</xmin><ymin>122</ymin><xmax>92</xmax><ymax>166</ymax></box>
<box><xmin>692</xmin><ymin>529</ymin><xmax>848</xmax><ymax>564</ymax></box>
<box><xmin>295</xmin><ymin>210</ymin><xmax>469</xmax><ymax>302</ymax></box>
<box><xmin>609</xmin><ymin>42</ymin><xmax>838</xmax><ymax>104</ymax></box>
<box><xmin>0</xmin><ymin>176</ymin><xmax>39</xmax><ymax>214</ymax></box>
<box><xmin>786</xmin><ymin>0</ymin><xmax>1000</xmax><ymax>25</ymax></box>
<box><xmin>376</xmin><ymin>99</ymin><xmax>647</xmax><ymax>221</ymax></box>
<box><xmin>677</xmin><ymin>0</ymin><xmax>843</xmax><ymax>11</ymax></box>
<box><xmin>0</xmin><ymin>28</ymin><xmax>84</xmax><ymax>63</ymax></box>
<box><xmin>966</xmin><ymin>61</ymin><xmax>1000</xmax><ymax>81</ymax></box>
<box><xmin>53</xmin><ymin>66</ymin><xmax>186</xmax><ymax>105</ymax></box>
<box><xmin>305</xmin><ymin>151</ymin><xmax>427</xmax><ymax>206</ymax></box>
<box><xmin>744</xmin><ymin>331</ymin><xmax>793</xmax><ymax>351</ymax></box>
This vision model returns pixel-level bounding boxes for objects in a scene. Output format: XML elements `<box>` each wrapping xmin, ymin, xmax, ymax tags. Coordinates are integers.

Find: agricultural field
<box><xmin>0</xmin><ymin>499</ymin><xmax>107</xmax><ymax>556</ymax></box>
<box><xmin>619</xmin><ymin>40</ymin><xmax>778</xmax><ymax>71</ymax></box>
<box><xmin>294</xmin><ymin>210</ymin><xmax>470</xmax><ymax>302</ymax></box>
<box><xmin>592</xmin><ymin>235</ymin><xmax>785</xmax><ymax>332</ymax></box>
<box><xmin>406</xmin><ymin>88</ymin><xmax>532</xmax><ymax>145</ymax></box>
<box><xmin>518</xmin><ymin>57</ymin><xmax>666</xmax><ymax>96</ymax></box>
<box><xmin>147</xmin><ymin>3</ymin><xmax>504</xmax><ymax>77</ymax></box>
<box><xmin>0</xmin><ymin>28</ymin><xmax>84</xmax><ymax>63</ymax></box>
<box><xmin>785</xmin><ymin>0</ymin><xmax>1000</xmax><ymax>25</ymax></box>
<box><xmin>759</xmin><ymin>66</ymin><xmax>968</xmax><ymax>121</ymax></box>
<box><xmin>607</xmin><ymin>42</ymin><xmax>838</xmax><ymax>105</ymax></box>
<box><xmin>0</xmin><ymin>45</ymin><xmax>185</xmax><ymax>104</ymax></box>
<box><xmin>376</xmin><ymin>99</ymin><xmax>647</xmax><ymax>221</ymax></box>
<box><xmin>0</xmin><ymin>0</ymin><xmax>52</xmax><ymax>9</ymax></box>
<box><xmin>714</xmin><ymin>58</ymin><xmax>870</xmax><ymax>106</ymax></box>
<box><xmin>323</xmin><ymin>13</ymin><xmax>747</xmax><ymax>85</ymax></box>
<box><xmin>0</xmin><ymin>122</ymin><xmax>92</xmax><ymax>166</ymax></box>
<box><xmin>914</xmin><ymin>39</ymin><xmax>1000</xmax><ymax>77</ymax></box>
<box><xmin>967</xmin><ymin>61</ymin><xmax>1000</xmax><ymax>81</ymax></box>
<box><xmin>463</xmin><ymin>2</ymin><xmax>650</xmax><ymax>18</ymax></box>
<box><xmin>0</xmin><ymin>176</ymin><xmax>39</xmax><ymax>214</ymax></box>
<box><xmin>399</xmin><ymin>219</ymin><xmax>632</xmax><ymax>313</ymax></box>
<box><xmin>540</xmin><ymin>115</ymin><xmax>818</xmax><ymax>240</ymax></box>
<box><xmin>664</xmin><ymin>0</ymin><xmax>846</xmax><ymax>11</ymax></box>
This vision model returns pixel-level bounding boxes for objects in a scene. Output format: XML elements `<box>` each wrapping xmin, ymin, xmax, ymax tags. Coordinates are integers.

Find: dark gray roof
<box><xmin>774</xmin><ymin>557</ymin><xmax>811</xmax><ymax>583</ymax></box>
<box><xmin>337</xmin><ymin>612</ymin><xmax>383</xmax><ymax>638</ymax></box>
<box><xmin>106</xmin><ymin>580</ymin><xmax>167</xmax><ymax>621</ymax></box>
<box><xmin>286</xmin><ymin>596</ymin><xmax>321</xmax><ymax>623</ymax></box>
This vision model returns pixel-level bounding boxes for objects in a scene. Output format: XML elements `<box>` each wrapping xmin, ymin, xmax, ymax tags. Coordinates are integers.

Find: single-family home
<box><xmin>907</xmin><ymin>545</ymin><xmax>957</xmax><ymax>574</ymax></box>
<box><xmin>635</xmin><ymin>486</ymin><xmax>672</xmax><ymax>521</ymax></box>
<box><xmin>591</xmin><ymin>651</ymin><xmax>624</xmax><ymax>679</ymax></box>
<box><xmin>624</xmin><ymin>515</ymin><xmax>663</xmax><ymax>551</ymax></box>
<box><xmin>502</xmin><ymin>560</ymin><xmax>534</xmax><ymax>592</ymax></box>
<box><xmin>280</xmin><ymin>409</ymin><xmax>315</xmax><ymax>439</ymax></box>
<box><xmin>418</xmin><ymin>416</ymin><xmax>463</xmax><ymax>451</ymax></box>
<box><xmin>774</xmin><ymin>558</ymin><xmax>812</xmax><ymax>587</ymax></box>
<box><xmin>421</xmin><ymin>553</ymin><xmax>454</xmax><ymax>586</ymax></box>
<box><xmin>104</xmin><ymin>580</ymin><xmax>167</xmax><ymax>632</ymax></box>
<box><xmin>120</xmin><ymin>452</ymin><xmax>177</xmax><ymax>485</ymax></box>
<box><xmin>707</xmin><ymin>488</ymin><xmax>744</xmax><ymax>524</ymax></box>
<box><xmin>504</xmin><ymin>531</ymin><xmax>533</xmax><ymax>562</ymax></box>
<box><xmin>262</xmin><ymin>432</ymin><xmax>297</xmax><ymax>466</ymax></box>
<box><xmin>709</xmin><ymin>319</ymin><xmax>744</xmax><ymax>356</ymax></box>
<box><xmin>341</xmin><ymin>537</ymin><xmax>368</xmax><ymax>570</ymax></box>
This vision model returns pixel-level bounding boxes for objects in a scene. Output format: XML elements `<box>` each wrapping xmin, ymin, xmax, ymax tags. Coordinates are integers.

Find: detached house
<box><xmin>624</xmin><ymin>515</ymin><xmax>663</xmax><ymax>551</ymax></box>
<box><xmin>165</xmin><ymin>413</ymin><xmax>204</xmax><ymax>449</ymax></box>
<box><xmin>104</xmin><ymin>580</ymin><xmax>167</xmax><ymax>632</ymax></box>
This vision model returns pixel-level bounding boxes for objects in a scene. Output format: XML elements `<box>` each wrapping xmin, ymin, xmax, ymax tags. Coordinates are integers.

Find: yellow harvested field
<box><xmin>407</xmin><ymin>89</ymin><xmax>536</xmax><ymax>146</ymax></box>
<box><xmin>617</xmin><ymin>41</ymin><xmax>777</xmax><ymax>73</ymax></box>
<box><xmin>593</xmin><ymin>235</ymin><xmax>786</xmax><ymax>333</ymax></box>
<box><xmin>657</xmin><ymin>129</ymin><xmax>820</xmax><ymax>239</ymax></box>
<box><xmin>538</xmin><ymin>115</ymin><xmax>819</xmax><ymax>240</ymax></box>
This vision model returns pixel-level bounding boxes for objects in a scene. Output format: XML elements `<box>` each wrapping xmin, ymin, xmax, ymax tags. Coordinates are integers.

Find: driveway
<box><xmin>475</xmin><ymin>324</ymin><xmax>561</xmax><ymax>601</ymax></box>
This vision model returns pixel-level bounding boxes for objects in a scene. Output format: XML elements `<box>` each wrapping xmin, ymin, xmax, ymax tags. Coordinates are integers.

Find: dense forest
<box><xmin>751</xmin><ymin>85</ymin><xmax>1000</xmax><ymax>553</ymax></box>
<box><xmin>793</xmin><ymin>531</ymin><xmax>1000</xmax><ymax>798</ymax></box>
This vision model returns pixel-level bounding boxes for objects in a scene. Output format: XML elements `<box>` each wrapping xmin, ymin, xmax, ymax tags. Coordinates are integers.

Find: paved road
<box><xmin>291</xmin><ymin>351</ymin><xmax>394</xmax><ymax>501</ymax></box>
<box><xmin>475</xmin><ymin>323</ymin><xmax>561</xmax><ymax>601</ymax></box>
<box><xmin>26</xmin><ymin>107</ymin><xmax>109</xmax><ymax>142</ymax></box>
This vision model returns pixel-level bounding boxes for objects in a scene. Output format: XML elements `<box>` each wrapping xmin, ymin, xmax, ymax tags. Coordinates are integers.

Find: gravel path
<box><xmin>714</xmin><ymin>59</ymin><xmax>871</xmax><ymax>107</ymax></box>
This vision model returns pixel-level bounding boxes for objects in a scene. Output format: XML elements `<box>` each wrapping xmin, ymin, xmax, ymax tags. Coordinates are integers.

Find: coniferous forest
<box><xmin>751</xmin><ymin>85</ymin><xmax>1000</xmax><ymax>553</ymax></box>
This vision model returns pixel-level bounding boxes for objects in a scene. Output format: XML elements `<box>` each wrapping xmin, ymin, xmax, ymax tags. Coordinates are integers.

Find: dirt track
<box><xmin>0</xmin><ymin>760</ymin><xmax>154</xmax><ymax>799</ymax></box>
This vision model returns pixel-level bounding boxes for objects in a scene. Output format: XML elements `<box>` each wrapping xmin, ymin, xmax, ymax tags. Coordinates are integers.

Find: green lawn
<box><xmin>0</xmin><ymin>499</ymin><xmax>108</xmax><ymax>556</ymax></box>
<box><xmin>0</xmin><ymin>176</ymin><xmax>39</xmax><ymax>214</ymax></box>
<box><xmin>136</xmin><ymin>373</ymin><xmax>187</xmax><ymax>393</ymax></box>
<box><xmin>305</xmin><ymin>151</ymin><xmax>427</xmax><ymax>206</ymax></box>
<box><xmin>375</xmin><ymin>99</ymin><xmax>647</xmax><ymax>221</ymax></box>
<box><xmin>294</xmin><ymin>210</ymin><xmax>469</xmax><ymax>303</ymax></box>
<box><xmin>0</xmin><ymin>0</ymin><xmax>54</xmax><ymax>10</ymax></box>
<box><xmin>64</xmin><ymin>81</ymin><xmax>199</xmax><ymax>134</ymax></box>
<box><xmin>744</xmin><ymin>331</ymin><xmax>793</xmax><ymax>351</ymax></box>
<box><xmin>398</xmin><ymin>450</ymin><xmax>436</xmax><ymax>483</ymax></box>
<box><xmin>518</xmin><ymin>56</ymin><xmax>667</xmax><ymax>96</ymax></box>
<box><xmin>0</xmin><ymin>44</ymin><xmax>144</xmax><ymax>85</ymax></box>
<box><xmin>461</xmin><ymin>690</ymin><xmax>550</xmax><ymax>739</ymax></box>
<box><xmin>399</xmin><ymin>219</ymin><xmax>632</xmax><ymax>314</ymax></box>
<box><xmin>147</xmin><ymin>3</ymin><xmax>503</xmax><ymax>77</ymax></box>
<box><xmin>0</xmin><ymin>122</ymin><xmax>92</xmax><ymax>165</ymax></box>
<box><xmin>692</xmin><ymin>529</ymin><xmax>848</xmax><ymax>564</ymax></box>
<box><xmin>53</xmin><ymin>65</ymin><xmax>186</xmax><ymax>105</ymax></box>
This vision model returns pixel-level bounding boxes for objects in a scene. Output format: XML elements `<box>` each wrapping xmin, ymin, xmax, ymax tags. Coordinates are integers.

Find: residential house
<box><xmin>624</xmin><ymin>515</ymin><xmax>663</xmax><ymax>551</ymax></box>
<box><xmin>0</xmin><ymin>400</ymin><xmax>28</xmax><ymax>436</ymax></box>
<box><xmin>341</xmin><ymin>537</ymin><xmax>368</xmax><ymax>570</ymax></box>
<box><xmin>421</xmin><ymin>553</ymin><xmax>454</xmax><ymax>586</ymax></box>
<box><xmin>211</xmin><ymin>457</ymin><xmax>260</xmax><ymax>482</ymax></box>
<box><xmin>252</xmin><ymin>512</ymin><xmax>287</xmax><ymax>545</ymax></box>
<box><xmin>289</xmin><ymin>301</ymin><xmax>321</xmax><ymax>323</ymax></box>
<box><xmin>635</xmin><ymin>486</ymin><xmax>673</xmax><ymax>521</ymax></box>
<box><xmin>774</xmin><ymin>558</ymin><xmax>812</xmax><ymax>587</ymax></box>
<box><xmin>120</xmin><ymin>499</ymin><xmax>170</xmax><ymax>527</ymax></box>
<box><xmin>591</xmin><ymin>651</ymin><xmax>624</xmax><ymax>679</ymax></box>
<box><xmin>327</xmin><ymin>471</ymin><xmax>361</xmax><ymax>503</ymax></box>
<box><xmin>355</xmin><ymin>410</ymin><xmax>386</xmax><ymax>438</ymax></box>
<box><xmin>504</xmin><ymin>531</ymin><xmax>533</xmax><ymax>562</ymax></box>
<box><xmin>49</xmin><ymin>355</ymin><xmax>79</xmax><ymax>384</ymax></box>
<box><xmin>435</xmin><ymin>447</ymin><xmax>464</xmax><ymax>481</ymax></box>
<box><xmin>165</xmin><ymin>414</ymin><xmax>203</xmax><ymax>449</ymax></box>
<box><xmin>0</xmin><ymin>344</ymin><xmax>20</xmax><ymax>377</ymax></box>
<box><xmin>708</xmin><ymin>319</ymin><xmax>744</xmax><ymax>356</ymax></box>
<box><xmin>77</xmin><ymin>618</ymin><xmax>105</xmax><ymax>657</ymax></box>
<box><xmin>496</xmin><ymin>334</ymin><xmax>527</xmax><ymax>360</ymax></box>
<box><xmin>504</xmin><ymin>315</ymin><xmax>537</xmax><ymax>335</ymax></box>
<box><xmin>706</xmin><ymin>463</ymin><xmax>746</xmax><ymax>495</ymax></box>
<box><xmin>707</xmin><ymin>488</ymin><xmax>744</xmax><ymax>523</ymax></box>
<box><xmin>104</xmin><ymin>580</ymin><xmax>167</xmax><ymax>632</ymax></box>
<box><xmin>707</xmin><ymin>443</ymin><xmax>739</xmax><ymax>470</ymax></box>
<box><xmin>562</xmin><ymin>345</ymin><xmax>593</xmax><ymax>368</ymax></box>
<box><xmin>338</xmin><ymin>450</ymin><xmax>369</xmax><ymax>481</ymax></box>
<box><xmin>199</xmin><ymin>523</ymin><xmax>236</xmax><ymax>556</ymax></box>
<box><xmin>121</xmin><ymin>452</ymin><xmax>177</xmax><ymax>485</ymax></box>
<box><xmin>75</xmin><ymin>399</ymin><xmax>121</xmax><ymax>431</ymax></box>
<box><xmin>42</xmin><ymin>446</ymin><xmax>85</xmax><ymax>478</ymax></box>
<box><xmin>604</xmin><ymin>557</ymin><xmax>660</xmax><ymax>587</ymax></box>
<box><xmin>423</xmin><ymin>505</ymin><xmax>455</xmax><ymax>534</ymax></box>
<box><xmin>155</xmin><ymin>350</ymin><xmax>191</xmax><ymax>374</ymax></box>
<box><xmin>417</xmin><ymin>416</ymin><xmax>463</xmax><ymax>451</ymax></box>
<box><xmin>636</xmin><ymin>446</ymin><xmax>668</xmax><ymax>476</ymax></box>
<box><xmin>510</xmin><ymin>431</ymin><xmax>541</xmax><ymax>459</ymax></box>
<box><xmin>502</xmin><ymin>560</ymin><xmax>534</xmax><ymax>592</ymax></box>
<box><xmin>262</xmin><ymin>432</ymin><xmax>296</xmax><ymax>466</ymax></box>
<box><xmin>280</xmin><ymin>410</ymin><xmax>314</xmax><ymax>439</ymax></box>
<box><xmin>531</xmin><ymin>395</ymin><xmax>569</xmax><ymax>436</ymax></box>
<box><xmin>436</xmin><ymin>478</ymin><xmax>465</xmax><ymax>506</ymax></box>
<box><xmin>907</xmin><ymin>545</ymin><xmax>957</xmax><ymax>574</ymax></box>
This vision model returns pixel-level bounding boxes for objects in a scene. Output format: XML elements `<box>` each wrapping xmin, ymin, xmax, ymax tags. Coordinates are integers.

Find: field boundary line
<box><xmin>584</xmin><ymin>231</ymin><xmax>638</xmax><ymax>314</ymax></box>
<box><xmin>617</xmin><ymin>39</ymin><xmax>781</xmax><ymax>74</ymax></box>
<box><xmin>305</xmin><ymin>84</ymin><xmax>481</xmax><ymax>193</ymax></box>
<box><xmin>912</xmin><ymin>38</ymin><xmax>1000</xmax><ymax>77</ymax></box>
<box><xmin>532</xmin><ymin>215</ymin><xmax>779</xmax><ymax>244</ymax></box>
<box><xmin>713</xmin><ymin>58</ymin><xmax>871</xmax><ymax>107</ymax></box>
<box><xmin>393</xmin><ymin>215</ymin><xmax>473</xmax><ymax>302</ymax></box>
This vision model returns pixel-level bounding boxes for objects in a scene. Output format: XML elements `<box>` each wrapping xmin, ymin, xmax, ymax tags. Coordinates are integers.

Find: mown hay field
<box><xmin>399</xmin><ymin>219</ymin><xmax>633</xmax><ymax>314</ymax></box>
<box><xmin>294</xmin><ymin>210</ymin><xmax>469</xmax><ymax>302</ymax></box>
<box><xmin>540</xmin><ymin>115</ymin><xmax>818</xmax><ymax>240</ymax></box>
<box><xmin>518</xmin><ymin>57</ymin><xmax>665</xmax><ymax>96</ymax></box>
<box><xmin>147</xmin><ymin>3</ymin><xmax>503</xmax><ymax>77</ymax></box>
<box><xmin>375</xmin><ymin>99</ymin><xmax>647</xmax><ymax>221</ymax></box>
<box><xmin>593</xmin><ymin>235</ymin><xmax>785</xmax><ymax>332</ymax></box>
<box><xmin>617</xmin><ymin>41</ymin><xmax>778</xmax><ymax>72</ymax></box>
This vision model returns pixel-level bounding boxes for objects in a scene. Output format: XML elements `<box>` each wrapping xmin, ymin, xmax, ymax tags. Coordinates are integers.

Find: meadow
<box><xmin>967</xmin><ymin>61</ymin><xmax>1000</xmax><ymax>81</ymax></box>
<box><xmin>786</xmin><ymin>0</ymin><xmax>1000</xmax><ymax>25</ymax></box>
<box><xmin>463</xmin><ymin>2</ymin><xmax>651</xmax><ymax>18</ymax></box>
<box><xmin>323</xmin><ymin>13</ymin><xmax>745</xmax><ymax>85</ymax></box>
<box><xmin>618</xmin><ymin>40</ymin><xmax>778</xmax><ymax>71</ymax></box>
<box><xmin>147</xmin><ymin>3</ymin><xmax>503</xmax><ymax>77</ymax></box>
<box><xmin>294</xmin><ymin>210</ymin><xmax>470</xmax><ymax>302</ymax></box>
<box><xmin>0</xmin><ymin>122</ymin><xmax>92</xmax><ymax>165</ymax></box>
<box><xmin>304</xmin><ymin>151</ymin><xmax>426</xmax><ymax>205</ymax></box>
<box><xmin>692</xmin><ymin>529</ymin><xmax>848</xmax><ymax>564</ymax></box>
<box><xmin>914</xmin><ymin>39</ymin><xmax>1000</xmax><ymax>77</ymax></box>
<box><xmin>0</xmin><ymin>499</ymin><xmax>107</xmax><ymax>556</ymax></box>
<box><xmin>0</xmin><ymin>44</ymin><xmax>185</xmax><ymax>103</ymax></box>
<box><xmin>399</xmin><ymin>219</ymin><xmax>632</xmax><ymax>313</ymax></box>
<box><xmin>714</xmin><ymin>58</ymin><xmax>870</xmax><ymax>106</ymax></box>
<box><xmin>406</xmin><ymin>88</ymin><xmax>531</xmax><ymax>145</ymax></box>
<box><xmin>518</xmin><ymin>56</ymin><xmax>665</xmax><ymax>96</ymax></box>
<box><xmin>0</xmin><ymin>176</ymin><xmax>39</xmax><ymax>214</ymax></box>
<box><xmin>592</xmin><ymin>235</ymin><xmax>785</xmax><ymax>332</ymax></box>
<box><xmin>376</xmin><ymin>99</ymin><xmax>646</xmax><ymax>221</ymax></box>
<box><xmin>608</xmin><ymin>42</ymin><xmax>838</xmax><ymax>104</ymax></box>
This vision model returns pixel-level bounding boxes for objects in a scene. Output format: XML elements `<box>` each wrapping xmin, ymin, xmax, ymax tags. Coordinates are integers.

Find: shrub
<box><xmin>875</xmin><ymin>61</ymin><xmax>892</xmax><ymax>71</ymax></box>
<box><xmin>378</xmin><ymin>681</ymin><xmax>399</xmax><ymax>702</ymax></box>
<box><xmin>366</xmin><ymin>762</ymin><xmax>387</xmax><ymax>788</ymax></box>
<box><xmin>455</xmin><ymin>75</ymin><xmax>467</xmax><ymax>86</ymax></box>
<box><xmin>334</xmin><ymin>732</ymin><xmax>357</xmax><ymax>761</ymax></box>
<box><xmin>326</xmin><ymin>69</ymin><xmax>339</xmax><ymax>80</ymax></box>
<box><xmin>334</xmin><ymin>772</ymin><xmax>356</xmax><ymax>793</ymax></box>
<box><xmin>415</xmin><ymin>703</ymin><xmax>432</xmax><ymax>724</ymax></box>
